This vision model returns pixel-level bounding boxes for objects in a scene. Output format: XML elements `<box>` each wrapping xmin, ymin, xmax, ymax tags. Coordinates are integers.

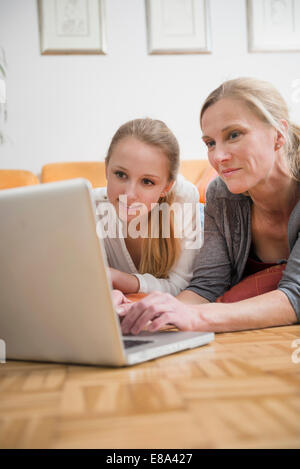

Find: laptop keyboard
<box><xmin>123</xmin><ymin>339</ymin><xmax>153</xmax><ymax>349</ymax></box>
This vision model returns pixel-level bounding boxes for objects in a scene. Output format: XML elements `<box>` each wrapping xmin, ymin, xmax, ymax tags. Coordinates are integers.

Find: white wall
<box><xmin>0</xmin><ymin>0</ymin><xmax>300</xmax><ymax>174</ymax></box>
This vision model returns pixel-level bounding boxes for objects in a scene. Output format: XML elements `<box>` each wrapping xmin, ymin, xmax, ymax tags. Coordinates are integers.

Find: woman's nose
<box><xmin>124</xmin><ymin>182</ymin><xmax>138</xmax><ymax>202</ymax></box>
<box><xmin>213</xmin><ymin>143</ymin><xmax>231</xmax><ymax>164</ymax></box>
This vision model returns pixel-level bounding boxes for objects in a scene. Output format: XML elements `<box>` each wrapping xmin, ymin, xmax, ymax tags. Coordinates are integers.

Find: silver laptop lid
<box><xmin>0</xmin><ymin>179</ymin><xmax>127</xmax><ymax>366</ymax></box>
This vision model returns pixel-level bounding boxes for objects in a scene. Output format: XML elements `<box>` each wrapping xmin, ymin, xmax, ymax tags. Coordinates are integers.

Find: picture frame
<box><xmin>38</xmin><ymin>0</ymin><xmax>106</xmax><ymax>55</ymax></box>
<box><xmin>145</xmin><ymin>0</ymin><xmax>211</xmax><ymax>54</ymax></box>
<box><xmin>247</xmin><ymin>0</ymin><xmax>300</xmax><ymax>52</ymax></box>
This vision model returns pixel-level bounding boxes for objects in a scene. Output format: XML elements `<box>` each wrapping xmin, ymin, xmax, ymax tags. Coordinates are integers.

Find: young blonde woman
<box><xmin>93</xmin><ymin>118</ymin><xmax>201</xmax><ymax>296</ymax></box>
<box><xmin>117</xmin><ymin>78</ymin><xmax>300</xmax><ymax>334</ymax></box>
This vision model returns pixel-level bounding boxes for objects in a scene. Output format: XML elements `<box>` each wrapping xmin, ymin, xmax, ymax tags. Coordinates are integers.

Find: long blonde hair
<box><xmin>105</xmin><ymin>118</ymin><xmax>181</xmax><ymax>278</ymax></box>
<box><xmin>200</xmin><ymin>77</ymin><xmax>300</xmax><ymax>181</ymax></box>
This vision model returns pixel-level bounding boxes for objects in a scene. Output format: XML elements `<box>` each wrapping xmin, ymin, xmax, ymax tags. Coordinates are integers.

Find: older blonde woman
<box><xmin>117</xmin><ymin>77</ymin><xmax>300</xmax><ymax>334</ymax></box>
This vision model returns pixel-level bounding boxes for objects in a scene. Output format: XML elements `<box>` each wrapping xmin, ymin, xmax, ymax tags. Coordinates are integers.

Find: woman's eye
<box><xmin>229</xmin><ymin>130</ymin><xmax>241</xmax><ymax>140</ymax></box>
<box><xmin>205</xmin><ymin>140</ymin><xmax>215</xmax><ymax>149</ymax></box>
<box><xmin>142</xmin><ymin>178</ymin><xmax>154</xmax><ymax>186</ymax></box>
<box><xmin>115</xmin><ymin>171</ymin><xmax>127</xmax><ymax>179</ymax></box>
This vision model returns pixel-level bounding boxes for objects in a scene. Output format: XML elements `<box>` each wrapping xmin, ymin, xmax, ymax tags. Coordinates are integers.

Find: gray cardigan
<box><xmin>186</xmin><ymin>177</ymin><xmax>300</xmax><ymax>322</ymax></box>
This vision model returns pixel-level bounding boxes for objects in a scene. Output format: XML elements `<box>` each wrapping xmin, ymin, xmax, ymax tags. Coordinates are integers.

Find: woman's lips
<box><xmin>118</xmin><ymin>199</ymin><xmax>144</xmax><ymax>214</ymax></box>
<box><xmin>118</xmin><ymin>200</ymin><xmax>143</xmax><ymax>209</ymax></box>
<box><xmin>221</xmin><ymin>168</ymin><xmax>241</xmax><ymax>177</ymax></box>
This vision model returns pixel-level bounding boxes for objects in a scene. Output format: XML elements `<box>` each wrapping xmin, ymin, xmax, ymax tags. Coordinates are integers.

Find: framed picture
<box><xmin>38</xmin><ymin>0</ymin><xmax>106</xmax><ymax>55</ymax></box>
<box><xmin>145</xmin><ymin>0</ymin><xmax>211</xmax><ymax>54</ymax></box>
<box><xmin>247</xmin><ymin>0</ymin><xmax>300</xmax><ymax>52</ymax></box>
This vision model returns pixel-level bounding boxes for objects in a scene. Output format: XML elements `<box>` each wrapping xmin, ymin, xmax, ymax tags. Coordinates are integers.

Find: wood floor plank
<box><xmin>1</xmin><ymin>325</ymin><xmax>300</xmax><ymax>448</ymax></box>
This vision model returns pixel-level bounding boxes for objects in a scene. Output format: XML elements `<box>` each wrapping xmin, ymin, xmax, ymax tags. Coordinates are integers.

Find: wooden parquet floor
<box><xmin>0</xmin><ymin>325</ymin><xmax>300</xmax><ymax>449</ymax></box>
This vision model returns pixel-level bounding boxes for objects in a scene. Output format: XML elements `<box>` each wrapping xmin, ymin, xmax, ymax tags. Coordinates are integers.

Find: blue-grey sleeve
<box><xmin>185</xmin><ymin>191</ymin><xmax>232</xmax><ymax>302</ymax></box>
<box><xmin>278</xmin><ymin>234</ymin><xmax>300</xmax><ymax>322</ymax></box>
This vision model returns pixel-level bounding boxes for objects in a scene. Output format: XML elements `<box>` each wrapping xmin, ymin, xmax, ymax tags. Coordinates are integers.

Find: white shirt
<box><xmin>93</xmin><ymin>175</ymin><xmax>202</xmax><ymax>296</ymax></box>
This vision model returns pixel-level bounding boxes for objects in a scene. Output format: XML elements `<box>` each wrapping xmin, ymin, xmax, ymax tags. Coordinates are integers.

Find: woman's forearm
<box><xmin>117</xmin><ymin>288</ymin><xmax>298</xmax><ymax>336</ymax></box>
<box><xmin>195</xmin><ymin>290</ymin><xmax>298</xmax><ymax>332</ymax></box>
<box><xmin>177</xmin><ymin>289</ymin><xmax>210</xmax><ymax>305</ymax></box>
<box><xmin>111</xmin><ymin>268</ymin><xmax>140</xmax><ymax>294</ymax></box>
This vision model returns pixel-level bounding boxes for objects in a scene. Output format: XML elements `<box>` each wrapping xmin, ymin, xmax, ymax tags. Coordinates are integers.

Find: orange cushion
<box><xmin>216</xmin><ymin>264</ymin><xmax>286</xmax><ymax>303</ymax></box>
<box><xmin>0</xmin><ymin>170</ymin><xmax>39</xmax><ymax>190</ymax></box>
<box><xmin>41</xmin><ymin>161</ymin><xmax>106</xmax><ymax>188</ymax></box>
<box><xmin>125</xmin><ymin>293</ymin><xmax>148</xmax><ymax>302</ymax></box>
<box><xmin>179</xmin><ymin>160</ymin><xmax>210</xmax><ymax>185</ymax></box>
<box><xmin>195</xmin><ymin>165</ymin><xmax>218</xmax><ymax>203</ymax></box>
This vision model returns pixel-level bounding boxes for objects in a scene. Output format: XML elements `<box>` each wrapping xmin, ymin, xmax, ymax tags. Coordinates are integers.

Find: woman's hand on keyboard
<box><xmin>112</xmin><ymin>289</ymin><xmax>132</xmax><ymax>311</ymax></box>
<box><xmin>118</xmin><ymin>291</ymin><xmax>201</xmax><ymax>335</ymax></box>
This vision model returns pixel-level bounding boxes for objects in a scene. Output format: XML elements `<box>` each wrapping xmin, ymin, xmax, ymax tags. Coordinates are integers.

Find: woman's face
<box><xmin>201</xmin><ymin>98</ymin><xmax>280</xmax><ymax>194</ymax></box>
<box><xmin>106</xmin><ymin>136</ymin><xmax>173</xmax><ymax>222</ymax></box>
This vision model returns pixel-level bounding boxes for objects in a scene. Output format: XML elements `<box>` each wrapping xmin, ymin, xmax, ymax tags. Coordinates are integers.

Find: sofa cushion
<box><xmin>216</xmin><ymin>264</ymin><xmax>286</xmax><ymax>303</ymax></box>
<box><xmin>196</xmin><ymin>165</ymin><xmax>218</xmax><ymax>203</ymax></box>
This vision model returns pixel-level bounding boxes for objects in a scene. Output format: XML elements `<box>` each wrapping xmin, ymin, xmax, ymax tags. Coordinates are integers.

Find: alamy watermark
<box><xmin>291</xmin><ymin>339</ymin><xmax>300</xmax><ymax>364</ymax></box>
<box><xmin>95</xmin><ymin>197</ymin><xmax>203</xmax><ymax>249</ymax></box>
<box><xmin>0</xmin><ymin>339</ymin><xmax>6</xmax><ymax>363</ymax></box>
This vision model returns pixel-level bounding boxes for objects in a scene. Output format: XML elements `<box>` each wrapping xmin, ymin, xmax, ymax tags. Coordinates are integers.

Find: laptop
<box><xmin>0</xmin><ymin>178</ymin><xmax>214</xmax><ymax>366</ymax></box>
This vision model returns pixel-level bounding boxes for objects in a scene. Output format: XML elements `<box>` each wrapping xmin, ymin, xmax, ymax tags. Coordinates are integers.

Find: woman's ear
<box><xmin>161</xmin><ymin>180</ymin><xmax>175</xmax><ymax>198</ymax></box>
<box><xmin>275</xmin><ymin>119</ymin><xmax>288</xmax><ymax>150</ymax></box>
